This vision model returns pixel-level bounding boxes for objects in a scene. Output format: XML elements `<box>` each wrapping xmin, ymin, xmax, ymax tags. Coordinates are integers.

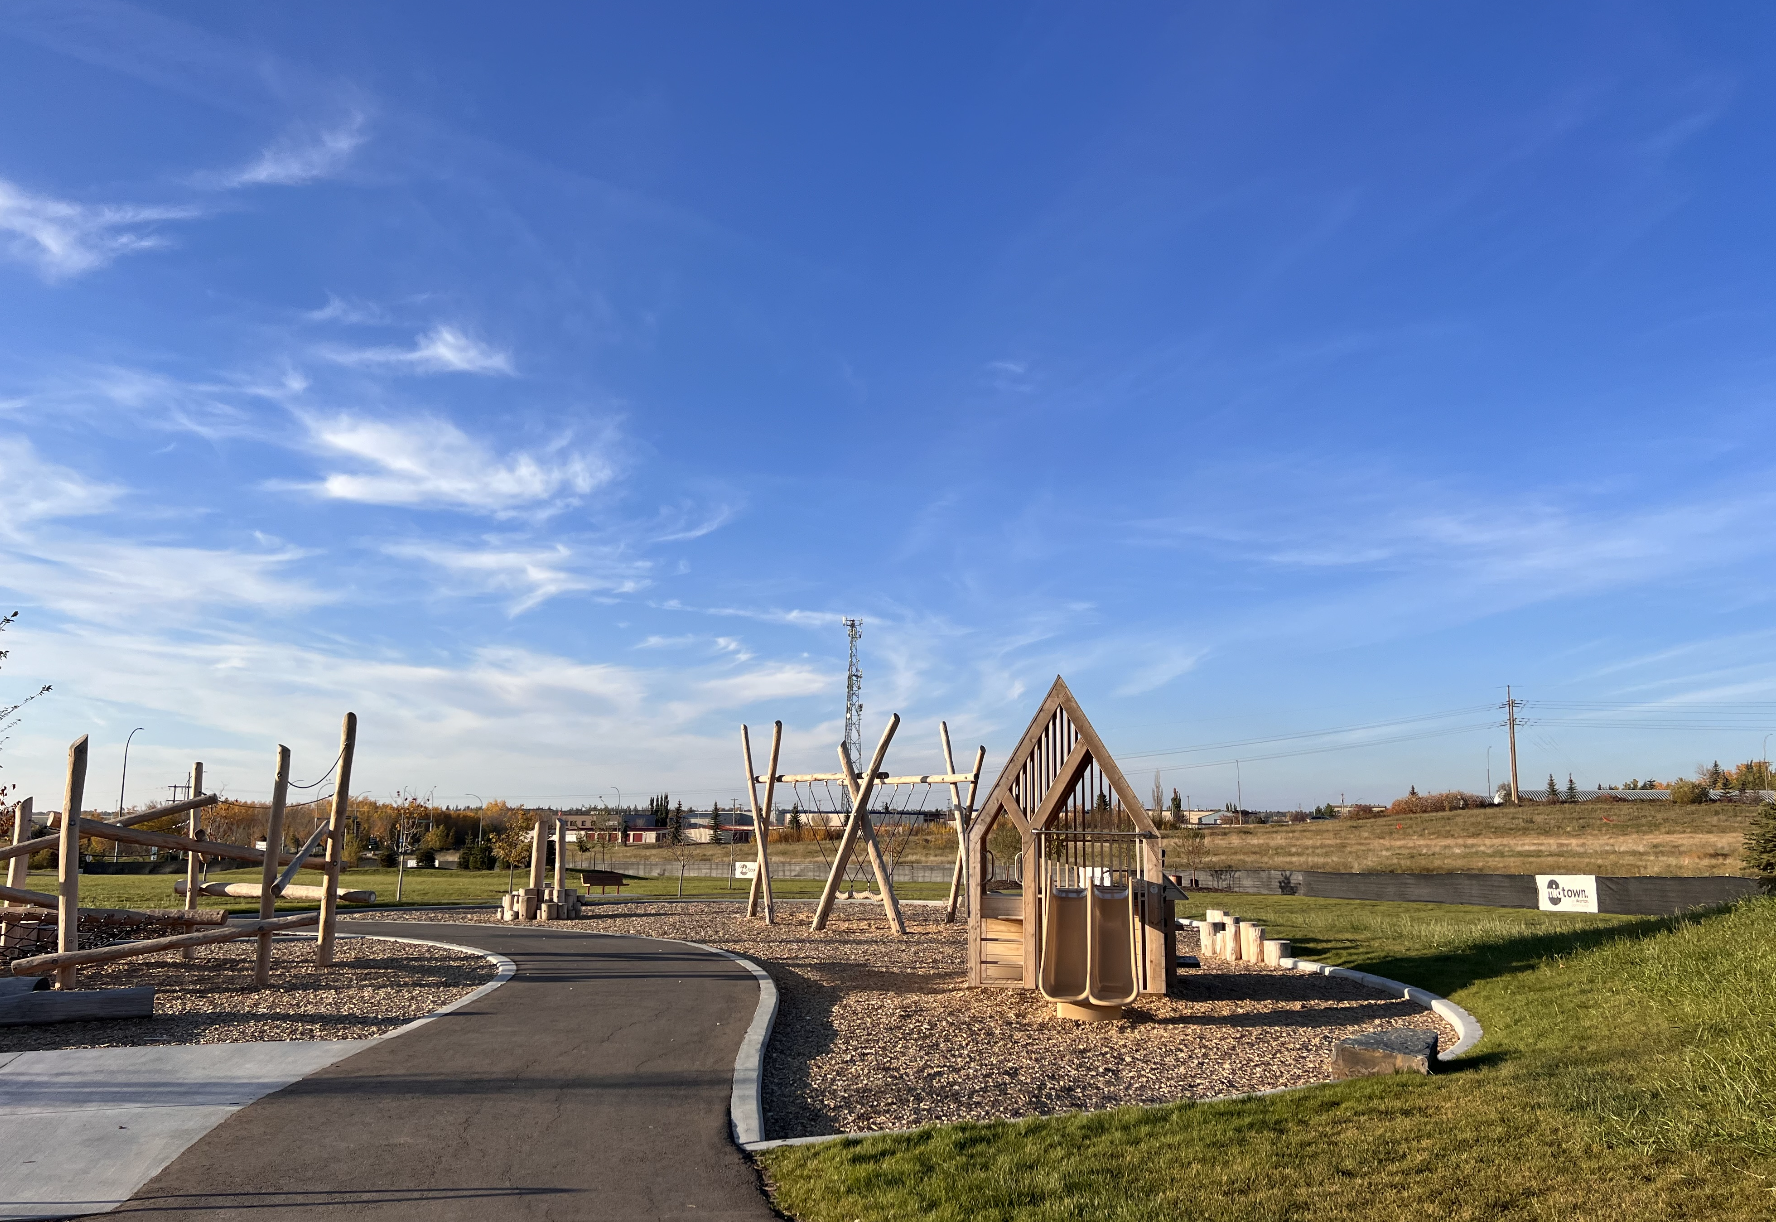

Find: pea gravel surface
<box><xmin>0</xmin><ymin>934</ymin><xmax>497</xmax><ymax>1053</ymax></box>
<box><xmin>359</xmin><ymin>900</ymin><xmax>1458</xmax><ymax>1138</ymax></box>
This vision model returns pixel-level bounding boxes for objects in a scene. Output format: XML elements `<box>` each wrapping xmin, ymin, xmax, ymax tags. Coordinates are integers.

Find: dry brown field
<box><xmin>606</xmin><ymin>801</ymin><xmax>1756</xmax><ymax>877</ymax></box>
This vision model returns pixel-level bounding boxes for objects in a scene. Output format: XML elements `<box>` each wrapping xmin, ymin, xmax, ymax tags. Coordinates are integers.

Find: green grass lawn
<box><xmin>760</xmin><ymin>894</ymin><xmax>1776</xmax><ymax>1221</ymax></box>
<box><xmin>29</xmin><ymin>867</ymin><xmax>949</xmax><ymax>914</ymax></box>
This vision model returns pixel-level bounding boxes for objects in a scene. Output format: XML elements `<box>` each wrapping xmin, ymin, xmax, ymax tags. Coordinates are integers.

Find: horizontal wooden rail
<box><xmin>74</xmin><ymin>819</ymin><xmax>327</xmax><ymax>870</ymax></box>
<box><xmin>176</xmin><ymin>880</ymin><xmax>375</xmax><ymax>905</ymax></box>
<box><xmin>754</xmin><ymin>772</ymin><xmax>976</xmax><ymax>786</ymax></box>
<box><xmin>10</xmin><ymin>911</ymin><xmax>321</xmax><ymax>976</ymax></box>
<box><xmin>0</xmin><ymin>881</ymin><xmax>56</xmax><ymax>907</ymax></box>
<box><xmin>0</xmin><ymin>905</ymin><xmax>227</xmax><ymax>926</ymax></box>
<box><xmin>0</xmin><ymin>794</ymin><xmax>221</xmax><ymax>864</ymax></box>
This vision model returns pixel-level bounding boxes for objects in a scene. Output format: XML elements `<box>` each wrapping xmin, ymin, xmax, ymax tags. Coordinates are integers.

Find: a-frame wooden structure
<box><xmin>966</xmin><ymin>677</ymin><xmax>1175</xmax><ymax>993</ymax></box>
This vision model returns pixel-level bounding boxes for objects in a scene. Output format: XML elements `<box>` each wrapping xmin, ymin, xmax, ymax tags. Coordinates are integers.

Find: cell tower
<box><xmin>843</xmin><ymin>617</ymin><xmax>863</xmax><ymax>784</ymax></box>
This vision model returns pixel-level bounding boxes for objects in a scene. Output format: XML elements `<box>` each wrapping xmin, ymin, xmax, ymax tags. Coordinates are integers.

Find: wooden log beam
<box><xmin>182</xmin><ymin>761</ymin><xmax>203</xmax><ymax>961</ymax></box>
<box><xmin>316</xmin><ymin>711</ymin><xmax>356</xmax><ymax>966</ymax></box>
<box><xmin>0</xmin><ymin>986</ymin><xmax>155</xmax><ymax>1026</ymax></box>
<box><xmin>73</xmin><ymin>819</ymin><xmax>327</xmax><ymax>870</ymax></box>
<box><xmin>0</xmin><ymin>881</ymin><xmax>55</xmax><ymax>908</ymax></box>
<box><xmin>177</xmin><ymin>880</ymin><xmax>375</xmax><ymax>904</ymax></box>
<box><xmin>255</xmin><ymin>745</ymin><xmax>291</xmax><ymax>987</ymax></box>
<box><xmin>0</xmin><ymin>905</ymin><xmax>227</xmax><ymax>926</ymax></box>
<box><xmin>753</xmin><ymin>772</ymin><xmax>978</xmax><ymax>785</ymax></box>
<box><xmin>0</xmin><ymin>792</ymin><xmax>222</xmax><ymax>865</ymax></box>
<box><xmin>811</xmin><ymin>715</ymin><xmax>900</xmax><ymax>932</ymax></box>
<box><xmin>10</xmin><ymin>911</ymin><xmax>321</xmax><ymax>976</ymax></box>
<box><xmin>4</xmin><ymin>797</ymin><xmax>30</xmax><ymax>902</ymax></box>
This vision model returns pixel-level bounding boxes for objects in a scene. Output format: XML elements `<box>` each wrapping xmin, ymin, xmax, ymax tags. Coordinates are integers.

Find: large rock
<box><xmin>1330</xmin><ymin>1027</ymin><xmax>1439</xmax><ymax>1078</ymax></box>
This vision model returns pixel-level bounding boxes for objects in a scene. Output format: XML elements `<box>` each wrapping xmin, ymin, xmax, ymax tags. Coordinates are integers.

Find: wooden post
<box><xmin>255</xmin><ymin>745</ymin><xmax>291</xmax><ymax>988</ymax></box>
<box><xmin>836</xmin><ymin>747</ymin><xmax>907</xmax><ymax>935</ymax></box>
<box><xmin>182</xmin><ymin>763</ymin><xmax>203</xmax><ymax>961</ymax></box>
<box><xmin>5</xmin><ymin>797</ymin><xmax>29</xmax><ymax>904</ymax></box>
<box><xmin>941</xmin><ymin>725</ymin><xmax>985</xmax><ymax>924</ymax></box>
<box><xmin>527</xmin><ymin>810</ymin><xmax>547</xmax><ymax>896</ymax></box>
<box><xmin>742</xmin><ymin>722</ymin><xmax>783</xmax><ymax>923</ymax></box>
<box><xmin>810</xmin><ymin>715</ymin><xmax>899</xmax><ymax>931</ymax></box>
<box><xmin>554</xmin><ymin>815</ymin><xmax>566</xmax><ymax>894</ymax></box>
<box><xmin>56</xmin><ymin>736</ymin><xmax>88</xmax><ymax>991</ymax></box>
<box><xmin>316</xmin><ymin>712</ymin><xmax>356</xmax><ymax>965</ymax></box>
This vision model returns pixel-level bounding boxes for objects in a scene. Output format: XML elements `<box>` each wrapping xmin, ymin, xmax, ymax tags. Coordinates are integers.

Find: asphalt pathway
<box><xmin>107</xmin><ymin>922</ymin><xmax>779</xmax><ymax>1221</ymax></box>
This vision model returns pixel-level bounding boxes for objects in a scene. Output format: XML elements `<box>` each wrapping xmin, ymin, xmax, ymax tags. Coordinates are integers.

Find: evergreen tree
<box><xmin>1564</xmin><ymin>774</ymin><xmax>1579</xmax><ymax>803</ymax></box>
<box><xmin>1743</xmin><ymin>800</ymin><xmax>1776</xmax><ymax>886</ymax></box>
<box><xmin>668</xmin><ymin>801</ymin><xmax>684</xmax><ymax>845</ymax></box>
<box><xmin>1547</xmin><ymin>773</ymin><xmax>1560</xmax><ymax>803</ymax></box>
<box><xmin>1708</xmin><ymin>760</ymin><xmax>1725</xmax><ymax>789</ymax></box>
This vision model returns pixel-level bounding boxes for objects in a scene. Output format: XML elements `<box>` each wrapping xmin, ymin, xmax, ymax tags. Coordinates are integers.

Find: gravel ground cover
<box><xmin>358</xmin><ymin>899</ymin><xmax>1458</xmax><ymax>1138</ymax></box>
<box><xmin>0</xmin><ymin>934</ymin><xmax>496</xmax><ymax>1053</ymax></box>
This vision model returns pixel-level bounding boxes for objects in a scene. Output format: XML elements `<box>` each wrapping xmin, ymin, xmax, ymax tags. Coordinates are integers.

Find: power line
<box><xmin>1121</xmin><ymin>703</ymin><xmax>1501</xmax><ymax>760</ymax></box>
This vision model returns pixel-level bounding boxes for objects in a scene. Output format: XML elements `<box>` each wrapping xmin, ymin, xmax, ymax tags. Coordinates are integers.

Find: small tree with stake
<box><xmin>1744</xmin><ymin>800</ymin><xmax>1776</xmax><ymax>891</ymax></box>
<box><xmin>0</xmin><ymin>610</ymin><xmax>52</xmax><ymax>815</ymax></box>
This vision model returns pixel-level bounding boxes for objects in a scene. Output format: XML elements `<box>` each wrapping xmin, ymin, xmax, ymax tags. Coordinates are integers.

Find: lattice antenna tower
<box><xmin>843</xmin><ymin>617</ymin><xmax>864</xmax><ymax>788</ymax></box>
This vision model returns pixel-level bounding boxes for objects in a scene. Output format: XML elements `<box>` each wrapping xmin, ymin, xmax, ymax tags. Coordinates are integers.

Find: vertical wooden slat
<box><xmin>255</xmin><ymin>745</ymin><xmax>290</xmax><ymax>987</ymax></box>
<box><xmin>55</xmin><ymin>737</ymin><xmax>88</xmax><ymax>990</ymax></box>
<box><xmin>316</xmin><ymin>712</ymin><xmax>356</xmax><ymax>965</ymax></box>
<box><xmin>5</xmin><ymin>796</ymin><xmax>30</xmax><ymax>903</ymax></box>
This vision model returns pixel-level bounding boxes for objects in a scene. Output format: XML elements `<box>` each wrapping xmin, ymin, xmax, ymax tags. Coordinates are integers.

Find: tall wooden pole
<box><xmin>316</xmin><ymin>712</ymin><xmax>356</xmax><ymax>965</ymax></box>
<box><xmin>811</xmin><ymin>715</ymin><xmax>899</xmax><ymax>932</ymax></box>
<box><xmin>1506</xmin><ymin>685</ymin><xmax>1521</xmax><ymax>805</ymax></box>
<box><xmin>527</xmin><ymin>810</ymin><xmax>547</xmax><ymax>894</ymax></box>
<box><xmin>5</xmin><ymin>796</ymin><xmax>30</xmax><ymax>904</ymax></box>
<box><xmin>56</xmin><ymin>736</ymin><xmax>88</xmax><ymax>991</ymax></box>
<box><xmin>838</xmin><ymin>746</ymin><xmax>907</xmax><ymax>935</ymax></box>
<box><xmin>181</xmin><ymin>763</ymin><xmax>203</xmax><ymax>961</ymax></box>
<box><xmin>553</xmin><ymin>815</ymin><xmax>566</xmax><ymax>893</ymax></box>
<box><xmin>255</xmin><ymin>745</ymin><xmax>291</xmax><ymax>987</ymax></box>
<box><xmin>743</xmin><ymin>722</ymin><xmax>783</xmax><ymax>923</ymax></box>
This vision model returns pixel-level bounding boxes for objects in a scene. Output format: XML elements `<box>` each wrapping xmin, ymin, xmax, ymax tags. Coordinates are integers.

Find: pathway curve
<box><xmin>108</xmin><ymin>922</ymin><xmax>777</xmax><ymax>1222</ymax></box>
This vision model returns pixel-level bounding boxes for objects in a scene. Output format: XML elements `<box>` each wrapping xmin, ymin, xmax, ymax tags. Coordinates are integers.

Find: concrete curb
<box><xmin>737</xmin><ymin>964</ymin><xmax>1482</xmax><ymax>1154</ymax></box>
<box><xmin>681</xmin><ymin>942</ymin><xmax>779</xmax><ymax>1147</ymax></box>
<box><xmin>1282</xmin><ymin>958</ymin><xmax>1483</xmax><ymax>1060</ymax></box>
<box><xmin>341</xmin><ymin>932</ymin><xmax>518</xmax><ymax>1042</ymax></box>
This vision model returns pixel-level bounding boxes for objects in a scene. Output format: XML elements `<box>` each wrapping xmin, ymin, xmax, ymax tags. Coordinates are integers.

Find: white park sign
<box><xmin>733</xmin><ymin>861</ymin><xmax>759</xmax><ymax>879</ymax></box>
<box><xmin>1536</xmin><ymin>874</ymin><xmax>1599</xmax><ymax>913</ymax></box>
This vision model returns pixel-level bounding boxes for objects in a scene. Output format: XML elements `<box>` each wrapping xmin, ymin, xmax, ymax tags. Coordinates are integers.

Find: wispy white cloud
<box><xmin>200</xmin><ymin>114</ymin><xmax>367</xmax><ymax>189</ymax></box>
<box><xmin>0</xmin><ymin>435</ymin><xmax>121</xmax><ymax>526</ymax></box>
<box><xmin>323</xmin><ymin>325</ymin><xmax>514</xmax><ymax>375</ymax></box>
<box><xmin>300</xmin><ymin>414</ymin><xmax>611</xmax><ymax>513</ymax></box>
<box><xmin>383</xmin><ymin>538</ymin><xmax>645</xmax><ymax>613</ymax></box>
<box><xmin>0</xmin><ymin>178</ymin><xmax>198</xmax><ymax>280</ymax></box>
<box><xmin>304</xmin><ymin>294</ymin><xmax>392</xmax><ymax>325</ymax></box>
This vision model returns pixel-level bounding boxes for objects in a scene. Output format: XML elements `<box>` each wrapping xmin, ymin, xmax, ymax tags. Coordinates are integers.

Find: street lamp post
<box><xmin>115</xmin><ymin>727</ymin><xmax>145</xmax><ymax>862</ymax></box>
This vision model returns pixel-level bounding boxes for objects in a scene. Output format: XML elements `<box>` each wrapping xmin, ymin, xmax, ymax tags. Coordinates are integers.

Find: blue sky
<box><xmin>3</xmin><ymin>2</ymin><xmax>1776</xmax><ymax>811</ymax></box>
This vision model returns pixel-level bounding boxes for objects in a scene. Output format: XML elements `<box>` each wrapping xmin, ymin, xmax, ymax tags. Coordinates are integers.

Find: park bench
<box><xmin>578</xmin><ymin>870</ymin><xmax>625</xmax><ymax>895</ymax></box>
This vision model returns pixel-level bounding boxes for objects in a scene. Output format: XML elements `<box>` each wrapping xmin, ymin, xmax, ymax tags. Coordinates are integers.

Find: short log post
<box><xmin>56</xmin><ymin>737</ymin><xmax>88</xmax><ymax>991</ymax></box>
<box><xmin>316</xmin><ymin>712</ymin><xmax>356</xmax><ymax>966</ymax></box>
<box><xmin>1244</xmin><ymin>923</ymin><xmax>1266</xmax><ymax>961</ymax></box>
<box><xmin>5</xmin><ymin>796</ymin><xmax>30</xmax><ymax>904</ymax></box>
<box><xmin>255</xmin><ymin>745</ymin><xmax>291</xmax><ymax>988</ymax></box>
<box><xmin>182</xmin><ymin>762</ymin><xmax>202</xmax><ymax>961</ymax></box>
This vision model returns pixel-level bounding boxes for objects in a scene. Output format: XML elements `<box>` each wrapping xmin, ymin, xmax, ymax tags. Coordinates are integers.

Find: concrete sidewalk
<box><xmin>0</xmin><ymin>1041</ymin><xmax>367</xmax><ymax>1221</ymax></box>
<box><xmin>103</xmin><ymin>922</ymin><xmax>776</xmax><ymax>1221</ymax></box>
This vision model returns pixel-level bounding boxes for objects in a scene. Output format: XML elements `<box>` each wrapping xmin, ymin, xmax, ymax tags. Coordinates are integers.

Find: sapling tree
<box><xmin>0</xmin><ymin>610</ymin><xmax>52</xmax><ymax>816</ymax></box>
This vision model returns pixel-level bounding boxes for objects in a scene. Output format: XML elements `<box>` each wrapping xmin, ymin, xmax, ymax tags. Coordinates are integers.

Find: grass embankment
<box><xmin>761</xmin><ymin>894</ymin><xmax>1776</xmax><ymax>1221</ymax></box>
<box><xmin>1166</xmin><ymin>802</ymin><xmax>1752</xmax><ymax>877</ymax></box>
<box><xmin>29</xmin><ymin>867</ymin><xmax>949</xmax><ymax>914</ymax></box>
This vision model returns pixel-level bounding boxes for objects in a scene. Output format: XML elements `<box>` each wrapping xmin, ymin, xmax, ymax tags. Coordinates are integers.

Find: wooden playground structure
<box><xmin>499</xmin><ymin>811</ymin><xmax>584</xmax><ymax>921</ymax></box>
<box><xmin>736</xmin><ymin>716</ymin><xmax>985</xmax><ymax>934</ymax></box>
<box><xmin>966</xmin><ymin>677</ymin><xmax>1179</xmax><ymax>1018</ymax></box>
<box><xmin>1</xmin><ymin>713</ymin><xmax>369</xmax><ymax>1021</ymax></box>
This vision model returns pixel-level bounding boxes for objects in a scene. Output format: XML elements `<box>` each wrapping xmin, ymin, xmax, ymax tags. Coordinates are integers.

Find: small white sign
<box><xmin>733</xmin><ymin>861</ymin><xmax>759</xmax><ymax>879</ymax></box>
<box><xmin>1536</xmin><ymin>874</ymin><xmax>1599</xmax><ymax>913</ymax></box>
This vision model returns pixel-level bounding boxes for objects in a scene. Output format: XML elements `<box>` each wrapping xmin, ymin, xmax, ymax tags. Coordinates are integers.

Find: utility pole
<box><xmin>1505</xmin><ymin>685</ymin><xmax>1521</xmax><ymax>805</ymax></box>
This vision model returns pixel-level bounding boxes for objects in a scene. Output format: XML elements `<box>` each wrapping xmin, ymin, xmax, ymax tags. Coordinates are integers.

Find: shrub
<box><xmin>458</xmin><ymin>839</ymin><xmax>496</xmax><ymax>870</ymax></box>
<box><xmin>377</xmin><ymin>847</ymin><xmax>397</xmax><ymax>867</ymax></box>
<box><xmin>1388</xmin><ymin>790</ymin><xmax>1490</xmax><ymax>815</ymax></box>
<box><xmin>1744</xmin><ymin>801</ymin><xmax>1776</xmax><ymax>883</ymax></box>
<box><xmin>1670</xmin><ymin>779</ymin><xmax>1713</xmax><ymax>805</ymax></box>
<box><xmin>416</xmin><ymin>847</ymin><xmax>436</xmax><ymax>868</ymax></box>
